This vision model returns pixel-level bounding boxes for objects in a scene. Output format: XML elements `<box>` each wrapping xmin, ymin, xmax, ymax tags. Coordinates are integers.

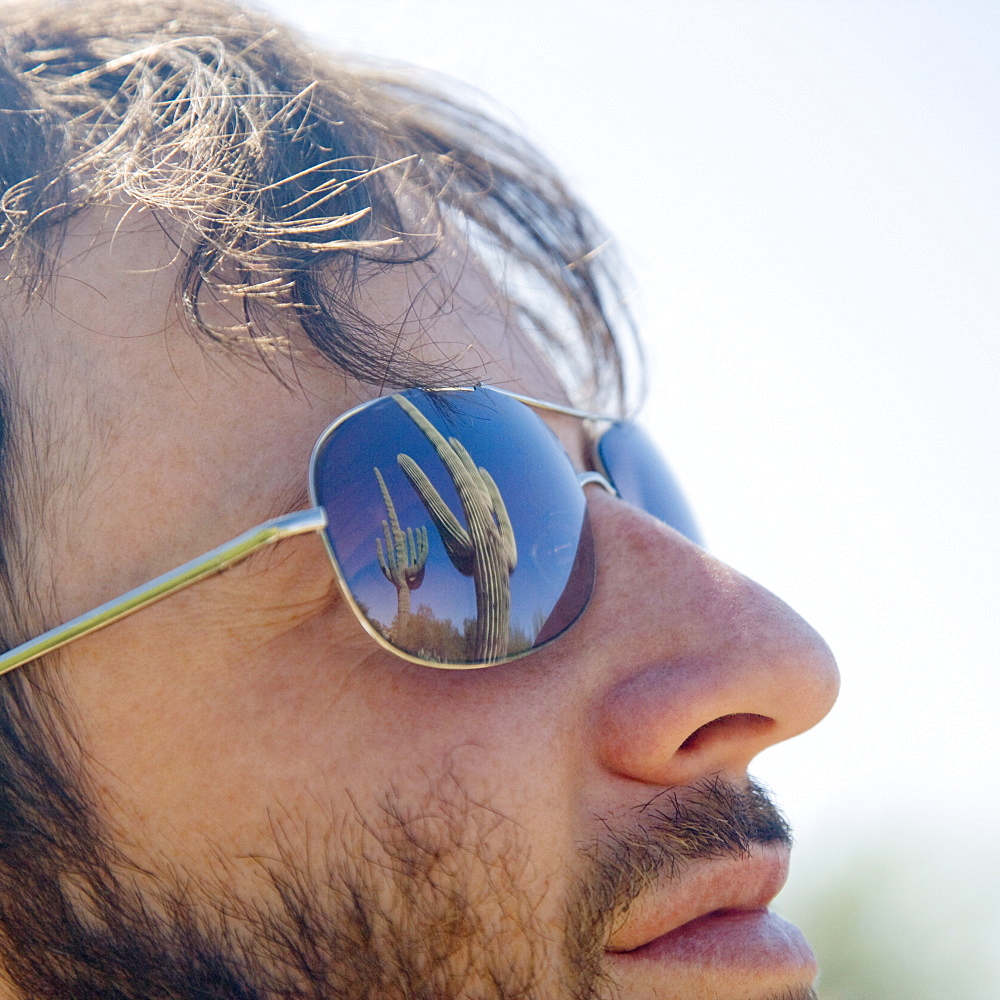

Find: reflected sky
<box><xmin>314</xmin><ymin>388</ymin><xmax>591</xmax><ymax>661</ymax></box>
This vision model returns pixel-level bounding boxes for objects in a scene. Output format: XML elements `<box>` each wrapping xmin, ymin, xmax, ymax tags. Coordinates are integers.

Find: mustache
<box><xmin>577</xmin><ymin>776</ymin><xmax>791</xmax><ymax>940</ymax></box>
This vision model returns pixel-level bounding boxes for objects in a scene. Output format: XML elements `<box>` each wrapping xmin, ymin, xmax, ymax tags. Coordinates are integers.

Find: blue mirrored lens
<box><xmin>597</xmin><ymin>422</ymin><xmax>702</xmax><ymax>544</ymax></box>
<box><xmin>312</xmin><ymin>388</ymin><xmax>594</xmax><ymax>666</ymax></box>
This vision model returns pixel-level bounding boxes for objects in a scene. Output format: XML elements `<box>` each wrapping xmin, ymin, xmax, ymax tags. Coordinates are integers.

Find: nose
<box><xmin>583</xmin><ymin>490</ymin><xmax>839</xmax><ymax>787</ymax></box>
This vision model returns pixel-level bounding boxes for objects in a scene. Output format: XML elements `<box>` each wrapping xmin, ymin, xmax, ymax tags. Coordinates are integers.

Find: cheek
<box><xmin>65</xmin><ymin>586</ymin><xmax>582</xmax><ymax>889</ymax></box>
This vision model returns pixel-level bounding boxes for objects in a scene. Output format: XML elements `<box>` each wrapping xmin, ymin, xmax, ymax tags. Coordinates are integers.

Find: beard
<box><xmin>0</xmin><ymin>702</ymin><xmax>808</xmax><ymax>1000</ymax></box>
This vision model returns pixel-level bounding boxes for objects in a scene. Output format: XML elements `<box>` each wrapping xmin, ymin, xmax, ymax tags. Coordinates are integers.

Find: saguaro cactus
<box><xmin>392</xmin><ymin>393</ymin><xmax>517</xmax><ymax>663</ymax></box>
<box><xmin>374</xmin><ymin>466</ymin><xmax>428</xmax><ymax>641</ymax></box>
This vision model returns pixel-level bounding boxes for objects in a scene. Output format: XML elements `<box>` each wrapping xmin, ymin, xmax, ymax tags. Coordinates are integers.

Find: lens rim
<box><xmin>308</xmin><ymin>386</ymin><xmax>597</xmax><ymax>670</ymax></box>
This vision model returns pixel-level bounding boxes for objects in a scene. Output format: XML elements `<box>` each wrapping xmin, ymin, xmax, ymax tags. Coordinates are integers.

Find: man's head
<box><xmin>0</xmin><ymin>2</ymin><xmax>838</xmax><ymax>997</ymax></box>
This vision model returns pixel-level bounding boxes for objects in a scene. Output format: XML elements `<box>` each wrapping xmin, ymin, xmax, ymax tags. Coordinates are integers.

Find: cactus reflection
<box><xmin>374</xmin><ymin>466</ymin><xmax>429</xmax><ymax>636</ymax></box>
<box><xmin>314</xmin><ymin>387</ymin><xmax>592</xmax><ymax>665</ymax></box>
<box><xmin>391</xmin><ymin>393</ymin><xmax>517</xmax><ymax>662</ymax></box>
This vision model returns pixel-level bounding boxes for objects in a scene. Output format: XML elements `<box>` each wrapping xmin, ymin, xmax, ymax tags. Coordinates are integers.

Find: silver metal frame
<box><xmin>0</xmin><ymin>388</ymin><xmax>619</xmax><ymax>677</ymax></box>
<box><xmin>0</xmin><ymin>509</ymin><xmax>328</xmax><ymax>678</ymax></box>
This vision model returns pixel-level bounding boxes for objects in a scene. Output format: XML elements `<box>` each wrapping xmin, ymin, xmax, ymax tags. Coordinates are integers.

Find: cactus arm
<box><xmin>449</xmin><ymin>436</ymin><xmax>485</xmax><ymax>489</ymax></box>
<box><xmin>372</xmin><ymin>466</ymin><xmax>429</xmax><ymax>643</ymax></box>
<box><xmin>478</xmin><ymin>466</ymin><xmax>517</xmax><ymax>569</ymax></box>
<box><xmin>406</xmin><ymin>526</ymin><xmax>428</xmax><ymax>588</ymax></box>
<box><xmin>392</xmin><ymin>393</ymin><xmax>446</xmax><ymax>445</ymax></box>
<box><xmin>396</xmin><ymin>452</ymin><xmax>475</xmax><ymax>574</ymax></box>
<box><xmin>376</xmin><ymin>531</ymin><xmax>390</xmax><ymax>579</ymax></box>
<box><xmin>375</xmin><ymin>468</ymin><xmax>401</xmax><ymax>536</ymax></box>
<box><xmin>407</xmin><ymin>526</ymin><xmax>428</xmax><ymax>566</ymax></box>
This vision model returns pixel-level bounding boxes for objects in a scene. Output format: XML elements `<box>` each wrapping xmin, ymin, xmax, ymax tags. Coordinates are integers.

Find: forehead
<box><xmin>17</xmin><ymin>210</ymin><xmax>568</xmax><ymax>408</ymax></box>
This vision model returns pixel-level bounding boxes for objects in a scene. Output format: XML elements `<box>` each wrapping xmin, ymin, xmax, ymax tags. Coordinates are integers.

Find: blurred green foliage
<box><xmin>776</xmin><ymin>835</ymin><xmax>999</xmax><ymax>1000</ymax></box>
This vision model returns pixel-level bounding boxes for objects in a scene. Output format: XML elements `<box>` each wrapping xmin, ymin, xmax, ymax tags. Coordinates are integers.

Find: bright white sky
<box><xmin>261</xmin><ymin>1</ymin><xmax>1000</xmax><ymax>990</ymax></box>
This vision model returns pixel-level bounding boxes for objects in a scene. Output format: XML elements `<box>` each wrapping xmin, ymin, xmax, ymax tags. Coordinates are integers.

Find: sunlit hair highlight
<box><xmin>0</xmin><ymin>0</ymin><xmax>635</xmax><ymax>403</ymax></box>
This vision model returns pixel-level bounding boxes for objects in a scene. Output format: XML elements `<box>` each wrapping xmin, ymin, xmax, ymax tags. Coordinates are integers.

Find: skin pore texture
<box><xmin>0</xmin><ymin>211</ymin><xmax>838</xmax><ymax>999</ymax></box>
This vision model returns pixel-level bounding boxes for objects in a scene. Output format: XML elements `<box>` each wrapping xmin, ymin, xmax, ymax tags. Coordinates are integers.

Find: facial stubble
<box><xmin>0</xmin><ymin>762</ymin><xmax>805</xmax><ymax>1000</ymax></box>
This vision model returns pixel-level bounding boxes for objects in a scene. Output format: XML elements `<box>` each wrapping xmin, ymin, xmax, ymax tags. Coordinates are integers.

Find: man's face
<box><xmin>1</xmin><ymin>212</ymin><xmax>838</xmax><ymax>999</ymax></box>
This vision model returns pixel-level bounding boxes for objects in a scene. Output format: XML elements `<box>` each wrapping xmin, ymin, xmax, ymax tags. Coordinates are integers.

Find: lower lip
<box><xmin>608</xmin><ymin>907</ymin><xmax>817</xmax><ymax>975</ymax></box>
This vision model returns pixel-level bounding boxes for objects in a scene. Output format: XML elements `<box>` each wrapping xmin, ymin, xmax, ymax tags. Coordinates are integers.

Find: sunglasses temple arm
<box><xmin>0</xmin><ymin>507</ymin><xmax>329</xmax><ymax>679</ymax></box>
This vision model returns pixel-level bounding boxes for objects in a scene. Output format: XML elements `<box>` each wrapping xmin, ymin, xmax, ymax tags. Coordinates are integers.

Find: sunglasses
<box><xmin>0</xmin><ymin>386</ymin><xmax>700</xmax><ymax>674</ymax></box>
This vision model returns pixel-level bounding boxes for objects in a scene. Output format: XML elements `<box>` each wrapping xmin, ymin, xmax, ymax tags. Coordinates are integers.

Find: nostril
<box><xmin>677</xmin><ymin>713</ymin><xmax>775</xmax><ymax>754</ymax></box>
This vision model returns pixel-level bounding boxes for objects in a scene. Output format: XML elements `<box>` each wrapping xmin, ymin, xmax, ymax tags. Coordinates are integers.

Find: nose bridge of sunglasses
<box><xmin>577</xmin><ymin>470</ymin><xmax>617</xmax><ymax>496</ymax></box>
<box><xmin>518</xmin><ymin>401</ymin><xmax>615</xmax><ymax>481</ymax></box>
